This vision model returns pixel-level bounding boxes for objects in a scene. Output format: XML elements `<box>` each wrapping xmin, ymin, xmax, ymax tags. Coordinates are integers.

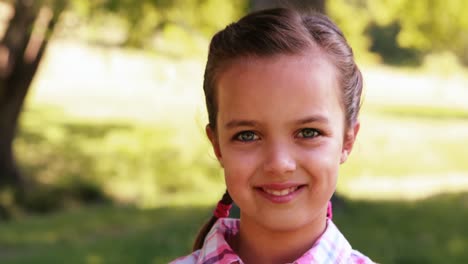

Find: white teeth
<box><xmin>263</xmin><ymin>187</ymin><xmax>298</xmax><ymax>196</ymax></box>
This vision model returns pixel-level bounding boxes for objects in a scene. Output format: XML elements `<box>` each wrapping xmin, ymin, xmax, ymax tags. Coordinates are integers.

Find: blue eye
<box><xmin>298</xmin><ymin>128</ymin><xmax>319</xmax><ymax>138</ymax></box>
<box><xmin>234</xmin><ymin>131</ymin><xmax>259</xmax><ymax>142</ymax></box>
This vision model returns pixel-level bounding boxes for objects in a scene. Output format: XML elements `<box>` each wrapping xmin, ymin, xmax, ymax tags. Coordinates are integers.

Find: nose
<box><xmin>263</xmin><ymin>142</ymin><xmax>296</xmax><ymax>175</ymax></box>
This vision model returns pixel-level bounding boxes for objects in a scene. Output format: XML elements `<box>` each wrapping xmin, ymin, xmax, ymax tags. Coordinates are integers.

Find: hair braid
<box><xmin>192</xmin><ymin>191</ymin><xmax>233</xmax><ymax>250</ymax></box>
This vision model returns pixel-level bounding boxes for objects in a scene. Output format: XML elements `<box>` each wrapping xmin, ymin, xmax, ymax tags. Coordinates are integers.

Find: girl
<box><xmin>171</xmin><ymin>7</ymin><xmax>374</xmax><ymax>264</ymax></box>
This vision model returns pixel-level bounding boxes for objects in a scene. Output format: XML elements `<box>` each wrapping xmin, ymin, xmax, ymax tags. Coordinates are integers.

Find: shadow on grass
<box><xmin>12</xmin><ymin>105</ymin><xmax>220</xmax><ymax>215</ymax></box>
<box><xmin>334</xmin><ymin>192</ymin><xmax>468</xmax><ymax>264</ymax></box>
<box><xmin>9</xmin><ymin>105</ymin><xmax>141</xmax><ymax>213</ymax></box>
<box><xmin>14</xmin><ymin>115</ymin><xmax>133</xmax><ymax>212</ymax></box>
<box><xmin>0</xmin><ymin>205</ymin><xmax>213</xmax><ymax>264</ymax></box>
<box><xmin>1</xmin><ymin>192</ymin><xmax>468</xmax><ymax>264</ymax></box>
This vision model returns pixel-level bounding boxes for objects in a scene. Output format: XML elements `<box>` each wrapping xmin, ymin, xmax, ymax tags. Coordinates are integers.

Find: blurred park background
<box><xmin>0</xmin><ymin>0</ymin><xmax>467</xmax><ymax>263</ymax></box>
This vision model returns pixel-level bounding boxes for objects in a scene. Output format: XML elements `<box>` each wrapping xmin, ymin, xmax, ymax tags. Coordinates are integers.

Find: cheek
<box><xmin>221</xmin><ymin>148</ymin><xmax>259</xmax><ymax>179</ymax></box>
<box><xmin>222</xmin><ymin>153</ymin><xmax>257</xmax><ymax>204</ymax></box>
<box><xmin>301</xmin><ymin>143</ymin><xmax>342</xmax><ymax>178</ymax></box>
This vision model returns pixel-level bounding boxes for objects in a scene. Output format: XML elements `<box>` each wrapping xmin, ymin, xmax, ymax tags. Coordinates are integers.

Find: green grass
<box><xmin>1</xmin><ymin>192</ymin><xmax>468</xmax><ymax>263</ymax></box>
<box><xmin>0</xmin><ymin>205</ymin><xmax>212</xmax><ymax>264</ymax></box>
<box><xmin>341</xmin><ymin>110</ymin><xmax>468</xmax><ymax>179</ymax></box>
<box><xmin>335</xmin><ymin>192</ymin><xmax>468</xmax><ymax>264</ymax></box>
<box><xmin>13</xmin><ymin>104</ymin><xmax>224</xmax><ymax>210</ymax></box>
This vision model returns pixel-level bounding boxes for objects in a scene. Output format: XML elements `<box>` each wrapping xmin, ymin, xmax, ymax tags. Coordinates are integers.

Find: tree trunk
<box><xmin>251</xmin><ymin>0</ymin><xmax>326</xmax><ymax>13</ymax></box>
<box><xmin>0</xmin><ymin>0</ymin><xmax>62</xmax><ymax>191</ymax></box>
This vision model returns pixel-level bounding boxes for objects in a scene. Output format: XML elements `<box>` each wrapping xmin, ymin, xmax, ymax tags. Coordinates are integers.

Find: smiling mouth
<box><xmin>260</xmin><ymin>185</ymin><xmax>306</xmax><ymax>196</ymax></box>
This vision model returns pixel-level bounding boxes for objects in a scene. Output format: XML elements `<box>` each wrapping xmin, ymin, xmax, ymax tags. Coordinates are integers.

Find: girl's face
<box><xmin>207</xmin><ymin>53</ymin><xmax>359</xmax><ymax>232</ymax></box>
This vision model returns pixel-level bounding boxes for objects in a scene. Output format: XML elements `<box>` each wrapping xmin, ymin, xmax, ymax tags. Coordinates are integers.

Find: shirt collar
<box><xmin>196</xmin><ymin>218</ymin><xmax>242</xmax><ymax>264</ymax></box>
<box><xmin>197</xmin><ymin>218</ymin><xmax>353</xmax><ymax>264</ymax></box>
<box><xmin>294</xmin><ymin>219</ymin><xmax>353</xmax><ymax>264</ymax></box>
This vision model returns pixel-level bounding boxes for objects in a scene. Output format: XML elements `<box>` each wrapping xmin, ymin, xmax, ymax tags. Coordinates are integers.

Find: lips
<box><xmin>262</xmin><ymin>186</ymin><xmax>299</xmax><ymax>196</ymax></box>
<box><xmin>255</xmin><ymin>183</ymin><xmax>306</xmax><ymax>203</ymax></box>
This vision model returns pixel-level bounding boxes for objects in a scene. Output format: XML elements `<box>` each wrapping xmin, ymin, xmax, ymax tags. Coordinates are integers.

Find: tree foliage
<box><xmin>328</xmin><ymin>0</ymin><xmax>468</xmax><ymax>65</ymax></box>
<box><xmin>327</xmin><ymin>0</ymin><xmax>375</xmax><ymax>62</ymax></box>
<box><xmin>370</xmin><ymin>0</ymin><xmax>468</xmax><ymax>53</ymax></box>
<box><xmin>0</xmin><ymin>0</ymin><xmax>248</xmax><ymax>215</ymax></box>
<box><xmin>62</xmin><ymin>0</ymin><xmax>248</xmax><ymax>55</ymax></box>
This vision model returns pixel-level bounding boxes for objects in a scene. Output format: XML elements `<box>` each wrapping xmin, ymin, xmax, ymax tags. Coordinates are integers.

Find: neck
<box><xmin>230</xmin><ymin>214</ymin><xmax>327</xmax><ymax>264</ymax></box>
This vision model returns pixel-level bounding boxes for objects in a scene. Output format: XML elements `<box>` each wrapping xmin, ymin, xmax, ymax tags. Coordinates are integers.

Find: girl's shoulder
<box><xmin>296</xmin><ymin>219</ymin><xmax>376</xmax><ymax>264</ymax></box>
<box><xmin>349</xmin><ymin>250</ymin><xmax>376</xmax><ymax>264</ymax></box>
<box><xmin>169</xmin><ymin>251</ymin><xmax>201</xmax><ymax>264</ymax></box>
<box><xmin>169</xmin><ymin>218</ymin><xmax>241</xmax><ymax>264</ymax></box>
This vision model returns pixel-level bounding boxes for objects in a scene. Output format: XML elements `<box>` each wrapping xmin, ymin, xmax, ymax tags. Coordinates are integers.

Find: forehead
<box><xmin>215</xmin><ymin>53</ymin><xmax>344</xmax><ymax>125</ymax></box>
<box><xmin>218</xmin><ymin>52</ymin><xmax>338</xmax><ymax>90</ymax></box>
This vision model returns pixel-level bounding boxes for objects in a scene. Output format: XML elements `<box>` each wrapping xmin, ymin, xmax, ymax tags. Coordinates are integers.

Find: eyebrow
<box><xmin>295</xmin><ymin>115</ymin><xmax>329</xmax><ymax>125</ymax></box>
<box><xmin>225</xmin><ymin>120</ymin><xmax>258</xmax><ymax>129</ymax></box>
<box><xmin>224</xmin><ymin>115</ymin><xmax>329</xmax><ymax>129</ymax></box>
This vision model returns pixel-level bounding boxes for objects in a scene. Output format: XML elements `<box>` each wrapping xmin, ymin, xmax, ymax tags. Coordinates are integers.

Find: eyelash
<box><xmin>233</xmin><ymin>128</ymin><xmax>321</xmax><ymax>142</ymax></box>
<box><xmin>233</xmin><ymin>131</ymin><xmax>259</xmax><ymax>142</ymax></box>
<box><xmin>296</xmin><ymin>128</ymin><xmax>321</xmax><ymax>138</ymax></box>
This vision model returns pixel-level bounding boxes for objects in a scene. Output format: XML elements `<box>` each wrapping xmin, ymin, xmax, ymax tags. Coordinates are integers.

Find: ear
<box><xmin>206</xmin><ymin>124</ymin><xmax>223</xmax><ymax>167</ymax></box>
<box><xmin>340</xmin><ymin>121</ymin><xmax>360</xmax><ymax>164</ymax></box>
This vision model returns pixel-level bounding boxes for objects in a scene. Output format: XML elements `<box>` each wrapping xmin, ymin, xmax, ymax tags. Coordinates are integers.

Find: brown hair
<box><xmin>194</xmin><ymin>7</ymin><xmax>363</xmax><ymax>250</ymax></box>
<box><xmin>193</xmin><ymin>191</ymin><xmax>232</xmax><ymax>250</ymax></box>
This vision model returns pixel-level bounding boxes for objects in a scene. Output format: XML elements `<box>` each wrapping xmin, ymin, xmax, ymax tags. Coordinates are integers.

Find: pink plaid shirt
<box><xmin>171</xmin><ymin>218</ymin><xmax>374</xmax><ymax>264</ymax></box>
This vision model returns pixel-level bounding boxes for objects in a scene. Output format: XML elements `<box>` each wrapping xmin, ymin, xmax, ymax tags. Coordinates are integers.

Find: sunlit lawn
<box><xmin>3</xmin><ymin>41</ymin><xmax>468</xmax><ymax>263</ymax></box>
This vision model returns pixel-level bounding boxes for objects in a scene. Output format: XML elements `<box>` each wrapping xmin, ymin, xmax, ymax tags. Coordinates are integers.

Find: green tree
<box><xmin>251</xmin><ymin>0</ymin><xmax>325</xmax><ymax>13</ymax></box>
<box><xmin>374</xmin><ymin>0</ymin><xmax>468</xmax><ymax>65</ymax></box>
<box><xmin>0</xmin><ymin>0</ymin><xmax>66</xmax><ymax>192</ymax></box>
<box><xmin>329</xmin><ymin>0</ymin><xmax>468</xmax><ymax>65</ymax></box>
<box><xmin>0</xmin><ymin>0</ymin><xmax>246</xmax><ymax>197</ymax></box>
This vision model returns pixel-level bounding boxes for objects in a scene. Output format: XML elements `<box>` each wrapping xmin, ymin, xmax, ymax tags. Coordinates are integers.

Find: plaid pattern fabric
<box><xmin>170</xmin><ymin>218</ymin><xmax>374</xmax><ymax>264</ymax></box>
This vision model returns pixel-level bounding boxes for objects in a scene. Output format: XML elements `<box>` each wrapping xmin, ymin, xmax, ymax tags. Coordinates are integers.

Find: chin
<box><xmin>257</xmin><ymin>213</ymin><xmax>319</xmax><ymax>232</ymax></box>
